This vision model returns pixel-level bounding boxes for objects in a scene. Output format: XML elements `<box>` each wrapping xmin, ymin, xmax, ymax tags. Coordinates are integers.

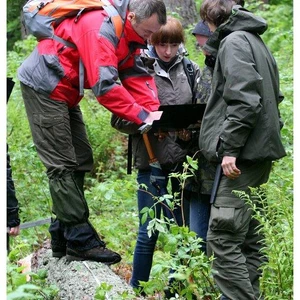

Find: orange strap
<box><xmin>142</xmin><ymin>133</ymin><xmax>157</xmax><ymax>163</ymax></box>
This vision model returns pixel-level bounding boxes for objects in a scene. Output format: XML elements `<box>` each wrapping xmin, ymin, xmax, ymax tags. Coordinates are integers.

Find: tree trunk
<box><xmin>163</xmin><ymin>0</ymin><xmax>198</xmax><ymax>28</ymax></box>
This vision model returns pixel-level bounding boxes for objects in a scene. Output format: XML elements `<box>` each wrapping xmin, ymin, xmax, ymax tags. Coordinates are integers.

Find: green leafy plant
<box><xmin>7</xmin><ymin>261</ymin><xmax>59</xmax><ymax>299</ymax></box>
<box><xmin>233</xmin><ymin>180</ymin><xmax>293</xmax><ymax>300</ymax></box>
<box><xmin>94</xmin><ymin>282</ymin><xmax>113</xmax><ymax>300</ymax></box>
<box><xmin>135</xmin><ymin>157</ymin><xmax>221</xmax><ymax>299</ymax></box>
<box><xmin>95</xmin><ymin>282</ymin><xmax>136</xmax><ymax>300</ymax></box>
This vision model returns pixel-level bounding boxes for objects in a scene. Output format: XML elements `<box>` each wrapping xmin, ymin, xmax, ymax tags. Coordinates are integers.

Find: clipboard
<box><xmin>151</xmin><ymin>103</ymin><xmax>206</xmax><ymax>131</ymax></box>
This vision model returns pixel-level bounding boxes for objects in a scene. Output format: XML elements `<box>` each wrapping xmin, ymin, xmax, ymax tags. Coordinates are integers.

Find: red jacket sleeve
<box><xmin>74</xmin><ymin>11</ymin><xmax>159</xmax><ymax>124</ymax></box>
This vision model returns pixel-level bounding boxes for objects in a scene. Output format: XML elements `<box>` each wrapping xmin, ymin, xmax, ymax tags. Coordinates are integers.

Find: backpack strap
<box><xmin>52</xmin><ymin>35</ymin><xmax>77</xmax><ymax>48</ymax></box>
<box><xmin>102</xmin><ymin>0</ymin><xmax>123</xmax><ymax>40</ymax></box>
<box><xmin>182</xmin><ymin>57</ymin><xmax>196</xmax><ymax>103</ymax></box>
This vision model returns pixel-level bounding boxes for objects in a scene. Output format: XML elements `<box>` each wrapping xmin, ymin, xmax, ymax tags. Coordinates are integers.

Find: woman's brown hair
<box><xmin>200</xmin><ymin>0</ymin><xmax>234</xmax><ymax>28</ymax></box>
<box><xmin>150</xmin><ymin>16</ymin><xmax>185</xmax><ymax>45</ymax></box>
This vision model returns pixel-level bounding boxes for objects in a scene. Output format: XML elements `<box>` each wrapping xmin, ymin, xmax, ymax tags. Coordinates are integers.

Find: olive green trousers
<box><xmin>20</xmin><ymin>83</ymin><xmax>102</xmax><ymax>250</ymax></box>
<box><xmin>207</xmin><ymin>160</ymin><xmax>272</xmax><ymax>300</ymax></box>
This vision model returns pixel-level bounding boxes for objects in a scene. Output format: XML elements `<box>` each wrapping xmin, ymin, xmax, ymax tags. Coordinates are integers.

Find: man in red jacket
<box><xmin>17</xmin><ymin>0</ymin><xmax>166</xmax><ymax>264</ymax></box>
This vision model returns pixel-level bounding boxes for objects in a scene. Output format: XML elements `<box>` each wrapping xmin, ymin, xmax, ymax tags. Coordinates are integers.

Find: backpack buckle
<box><xmin>75</xmin><ymin>8</ymin><xmax>85</xmax><ymax>23</ymax></box>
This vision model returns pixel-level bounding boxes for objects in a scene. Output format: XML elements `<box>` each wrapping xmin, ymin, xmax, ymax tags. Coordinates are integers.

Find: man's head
<box><xmin>192</xmin><ymin>21</ymin><xmax>212</xmax><ymax>50</ymax></box>
<box><xmin>127</xmin><ymin>0</ymin><xmax>167</xmax><ymax>41</ymax></box>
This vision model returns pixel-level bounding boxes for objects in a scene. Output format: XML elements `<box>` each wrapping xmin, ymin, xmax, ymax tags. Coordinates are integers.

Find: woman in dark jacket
<box><xmin>112</xmin><ymin>17</ymin><xmax>211</xmax><ymax>296</ymax></box>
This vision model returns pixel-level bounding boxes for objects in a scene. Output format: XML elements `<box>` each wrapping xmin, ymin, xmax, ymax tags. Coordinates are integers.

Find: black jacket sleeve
<box><xmin>7</xmin><ymin>151</ymin><xmax>20</xmax><ymax>228</ymax></box>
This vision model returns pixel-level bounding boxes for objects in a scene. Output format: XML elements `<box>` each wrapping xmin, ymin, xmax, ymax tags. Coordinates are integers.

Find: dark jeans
<box><xmin>130</xmin><ymin>169</ymin><xmax>186</xmax><ymax>289</ymax></box>
<box><xmin>20</xmin><ymin>83</ymin><xmax>102</xmax><ymax>251</ymax></box>
<box><xmin>189</xmin><ymin>193</ymin><xmax>211</xmax><ymax>253</ymax></box>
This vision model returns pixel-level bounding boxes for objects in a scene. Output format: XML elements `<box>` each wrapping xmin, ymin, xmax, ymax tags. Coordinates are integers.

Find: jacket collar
<box><xmin>123</xmin><ymin>14</ymin><xmax>148</xmax><ymax>46</ymax></box>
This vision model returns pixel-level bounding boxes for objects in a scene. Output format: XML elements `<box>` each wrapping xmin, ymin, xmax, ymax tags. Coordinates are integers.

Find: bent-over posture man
<box><xmin>17</xmin><ymin>0</ymin><xmax>166</xmax><ymax>264</ymax></box>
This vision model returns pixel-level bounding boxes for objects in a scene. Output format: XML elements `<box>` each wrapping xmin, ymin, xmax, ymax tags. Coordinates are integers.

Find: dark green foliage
<box><xmin>7</xmin><ymin>0</ymin><xmax>25</xmax><ymax>50</ymax></box>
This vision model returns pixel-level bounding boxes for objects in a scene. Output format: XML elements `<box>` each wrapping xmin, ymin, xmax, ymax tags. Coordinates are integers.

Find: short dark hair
<box><xmin>129</xmin><ymin>0</ymin><xmax>167</xmax><ymax>25</ymax></box>
<box><xmin>150</xmin><ymin>16</ymin><xmax>185</xmax><ymax>45</ymax></box>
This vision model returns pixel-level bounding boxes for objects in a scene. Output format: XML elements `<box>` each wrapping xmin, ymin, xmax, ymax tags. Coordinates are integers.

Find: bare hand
<box><xmin>221</xmin><ymin>156</ymin><xmax>241</xmax><ymax>179</ymax></box>
<box><xmin>8</xmin><ymin>225</ymin><xmax>20</xmax><ymax>237</ymax></box>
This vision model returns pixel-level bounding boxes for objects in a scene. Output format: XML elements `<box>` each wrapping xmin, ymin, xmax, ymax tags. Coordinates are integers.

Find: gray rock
<box><xmin>31</xmin><ymin>241</ymin><xmax>145</xmax><ymax>300</ymax></box>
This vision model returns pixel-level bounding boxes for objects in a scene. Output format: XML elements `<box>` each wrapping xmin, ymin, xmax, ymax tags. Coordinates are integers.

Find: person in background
<box><xmin>192</xmin><ymin>20</ymin><xmax>215</xmax><ymax>102</ymax></box>
<box><xmin>199</xmin><ymin>0</ymin><xmax>286</xmax><ymax>299</ymax></box>
<box><xmin>7</xmin><ymin>151</ymin><xmax>21</xmax><ymax>248</ymax></box>
<box><xmin>188</xmin><ymin>0</ymin><xmax>247</xmax><ymax>257</ymax></box>
<box><xmin>7</xmin><ymin>77</ymin><xmax>21</xmax><ymax>254</ymax></box>
<box><xmin>17</xmin><ymin>0</ymin><xmax>166</xmax><ymax>264</ymax></box>
<box><xmin>111</xmin><ymin>16</ymin><xmax>203</xmax><ymax>297</ymax></box>
<box><xmin>185</xmin><ymin>20</ymin><xmax>215</xmax><ymax>255</ymax></box>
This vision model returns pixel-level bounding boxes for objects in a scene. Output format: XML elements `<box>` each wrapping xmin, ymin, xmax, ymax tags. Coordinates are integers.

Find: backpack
<box><xmin>182</xmin><ymin>56</ymin><xmax>196</xmax><ymax>103</ymax></box>
<box><xmin>22</xmin><ymin>0</ymin><xmax>124</xmax><ymax>94</ymax></box>
<box><xmin>23</xmin><ymin>0</ymin><xmax>123</xmax><ymax>46</ymax></box>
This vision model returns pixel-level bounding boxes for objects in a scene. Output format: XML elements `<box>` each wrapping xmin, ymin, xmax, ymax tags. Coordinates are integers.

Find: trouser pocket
<box><xmin>209</xmin><ymin>196</ymin><xmax>249</xmax><ymax>234</ymax></box>
<box><xmin>32</xmin><ymin>112</ymin><xmax>73</xmax><ymax>151</ymax></box>
<box><xmin>210</xmin><ymin>205</ymin><xmax>246</xmax><ymax>233</ymax></box>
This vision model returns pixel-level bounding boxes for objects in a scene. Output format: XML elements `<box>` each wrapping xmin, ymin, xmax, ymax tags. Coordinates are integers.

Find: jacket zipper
<box><xmin>146</xmin><ymin>81</ymin><xmax>156</xmax><ymax>98</ymax></box>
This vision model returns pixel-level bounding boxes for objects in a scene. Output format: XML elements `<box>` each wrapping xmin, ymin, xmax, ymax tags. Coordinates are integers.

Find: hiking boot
<box><xmin>66</xmin><ymin>246</ymin><xmax>122</xmax><ymax>265</ymax></box>
<box><xmin>51</xmin><ymin>245</ymin><xmax>67</xmax><ymax>258</ymax></box>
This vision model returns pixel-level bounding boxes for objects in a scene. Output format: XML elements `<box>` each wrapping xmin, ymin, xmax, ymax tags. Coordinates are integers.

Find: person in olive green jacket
<box><xmin>199</xmin><ymin>1</ymin><xmax>286</xmax><ymax>299</ymax></box>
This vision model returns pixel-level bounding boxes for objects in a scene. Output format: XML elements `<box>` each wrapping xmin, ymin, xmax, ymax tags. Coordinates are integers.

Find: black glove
<box><xmin>205</xmin><ymin>55</ymin><xmax>216</xmax><ymax>69</ymax></box>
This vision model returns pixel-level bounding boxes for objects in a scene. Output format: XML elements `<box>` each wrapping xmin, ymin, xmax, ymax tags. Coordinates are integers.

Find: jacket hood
<box><xmin>142</xmin><ymin>44</ymin><xmax>186</xmax><ymax>60</ymax></box>
<box><xmin>141</xmin><ymin>45</ymin><xmax>186</xmax><ymax>72</ymax></box>
<box><xmin>203</xmin><ymin>5</ymin><xmax>268</xmax><ymax>56</ymax></box>
<box><xmin>144</xmin><ymin>45</ymin><xmax>158</xmax><ymax>58</ymax></box>
<box><xmin>111</xmin><ymin>0</ymin><xmax>129</xmax><ymax>20</ymax></box>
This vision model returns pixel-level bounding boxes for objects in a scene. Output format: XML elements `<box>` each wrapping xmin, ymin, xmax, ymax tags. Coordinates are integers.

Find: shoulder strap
<box><xmin>182</xmin><ymin>57</ymin><xmax>196</xmax><ymax>103</ymax></box>
<box><xmin>101</xmin><ymin>0</ymin><xmax>124</xmax><ymax>40</ymax></box>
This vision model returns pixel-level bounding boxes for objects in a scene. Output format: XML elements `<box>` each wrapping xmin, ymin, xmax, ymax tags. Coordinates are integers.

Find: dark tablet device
<box><xmin>151</xmin><ymin>103</ymin><xmax>206</xmax><ymax>131</ymax></box>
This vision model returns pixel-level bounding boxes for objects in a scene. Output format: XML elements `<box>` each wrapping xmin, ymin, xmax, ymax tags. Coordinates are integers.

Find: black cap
<box><xmin>192</xmin><ymin>21</ymin><xmax>211</xmax><ymax>37</ymax></box>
